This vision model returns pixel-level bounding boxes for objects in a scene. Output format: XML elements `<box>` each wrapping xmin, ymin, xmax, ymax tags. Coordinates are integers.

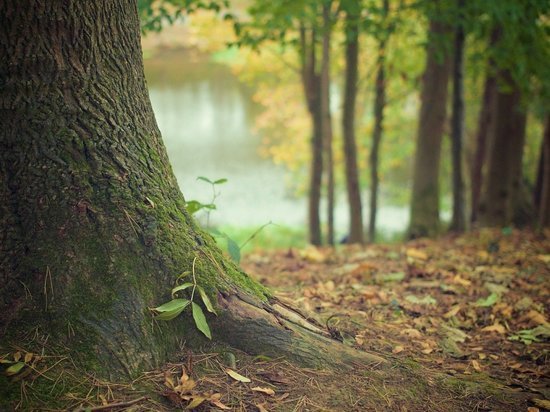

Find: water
<box><xmin>144</xmin><ymin>49</ymin><xmax>409</xmax><ymax>238</ymax></box>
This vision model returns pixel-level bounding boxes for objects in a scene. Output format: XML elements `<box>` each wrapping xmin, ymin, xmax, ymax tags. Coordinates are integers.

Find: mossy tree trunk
<box><xmin>534</xmin><ymin>116</ymin><xmax>550</xmax><ymax>228</ymax></box>
<box><xmin>0</xmin><ymin>0</ymin><xmax>383</xmax><ymax>379</ymax></box>
<box><xmin>408</xmin><ymin>16</ymin><xmax>451</xmax><ymax>239</ymax></box>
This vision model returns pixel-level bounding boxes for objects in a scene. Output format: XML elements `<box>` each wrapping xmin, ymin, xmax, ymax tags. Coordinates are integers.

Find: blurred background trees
<box><xmin>138</xmin><ymin>0</ymin><xmax>549</xmax><ymax>246</ymax></box>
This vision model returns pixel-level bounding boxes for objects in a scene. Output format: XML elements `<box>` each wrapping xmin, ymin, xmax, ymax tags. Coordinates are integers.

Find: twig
<box><xmin>73</xmin><ymin>396</ymin><xmax>148</xmax><ymax>412</ymax></box>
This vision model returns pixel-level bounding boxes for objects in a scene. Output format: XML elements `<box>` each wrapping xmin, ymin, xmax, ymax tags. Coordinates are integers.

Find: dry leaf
<box><xmin>164</xmin><ymin>372</ymin><xmax>175</xmax><ymax>389</ymax></box>
<box><xmin>443</xmin><ymin>305</ymin><xmax>462</xmax><ymax>318</ymax></box>
<box><xmin>186</xmin><ymin>396</ymin><xmax>205</xmax><ymax>409</ymax></box>
<box><xmin>471</xmin><ymin>360</ymin><xmax>482</xmax><ymax>372</ymax></box>
<box><xmin>226</xmin><ymin>368</ymin><xmax>251</xmax><ymax>383</ymax></box>
<box><xmin>392</xmin><ymin>345</ymin><xmax>405</xmax><ymax>354</ymax></box>
<box><xmin>400</xmin><ymin>328</ymin><xmax>422</xmax><ymax>339</ymax></box>
<box><xmin>526</xmin><ymin>310</ymin><xmax>548</xmax><ymax>326</ymax></box>
<box><xmin>481</xmin><ymin>323</ymin><xmax>506</xmax><ymax>334</ymax></box>
<box><xmin>452</xmin><ymin>275</ymin><xmax>472</xmax><ymax>287</ymax></box>
<box><xmin>406</xmin><ymin>248</ymin><xmax>428</xmax><ymax>261</ymax></box>
<box><xmin>13</xmin><ymin>351</ymin><xmax>21</xmax><ymax>362</ymax></box>
<box><xmin>252</xmin><ymin>386</ymin><xmax>275</xmax><ymax>396</ymax></box>
<box><xmin>527</xmin><ymin>407</ymin><xmax>540</xmax><ymax>412</ymax></box>
<box><xmin>256</xmin><ymin>402</ymin><xmax>270</xmax><ymax>412</ymax></box>
<box><xmin>24</xmin><ymin>352</ymin><xmax>33</xmax><ymax>364</ymax></box>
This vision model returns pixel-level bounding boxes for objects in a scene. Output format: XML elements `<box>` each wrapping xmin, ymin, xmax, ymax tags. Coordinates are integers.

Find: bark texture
<box><xmin>534</xmin><ymin>116</ymin><xmax>550</xmax><ymax>228</ymax></box>
<box><xmin>449</xmin><ymin>0</ymin><xmax>466</xmax><ymax>232</ymax></box>
<box><xmin>300</xmin><ymin>25</ymin><xmax>323</xmax><ymax>246</ymax></box>
<box><xmin>342</xmin><ymin>5</ymin><xmax>364</xmax><ymax>244</ymax></box>
<box><xmin>478</xmin><ymin>71</ymin><xmax>527</xmax><ymax>227</ymax></box>
<box><xmin>0</xmin><ymin>0</ymin><xmax>384</xmax><ymax>378</ymax></box>
<box><xmin>408</xmin><ymin>18</ymin><xmax>451</xmax><ymax>238</ymax></box>
<box><xmin>321</xmin><ymin>2</ymin><xmax>335</xmax><ymax>245</ymax></box>
<box><xmin>368</xmin><ymin>0</ymin><xmax>389</xmax><ymax>243</ymax></box>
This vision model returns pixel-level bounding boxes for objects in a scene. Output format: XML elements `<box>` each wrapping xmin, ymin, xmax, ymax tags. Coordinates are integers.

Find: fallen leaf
<box><xmin>256</xmin><ymin>402</ymin><xmax>270</xmax><ymax>412</ymax></box>
<box><xmin>481</xmin><ymin>323</ymin><xmax>506</xmax><ymax>334</ymax></box>
<box><xmin>186</xmin><ymin>396</ymin><xmax>205</xmax><ymax>410</ymax></box>
<box><xmin>406</xmin><ymin>248</ymin><xmax>428</xmax><ymax>261</ymax></box>
<box><xmin>23</xmin><ymin>352</ymin><xmax>33</xmax><ymax>364</ymax></box>
<box><xmin>526</xmin><ymin>310</ymin><xmax>548</xmax><ymax>326</ymax></box>
<box><xmin>400</xmin><ymin>328</ymin><xmax>422</xmax><ymax>339</ymax></box>
<box><xmin>443</xmin><ymin>305</ymin><xmax>462</xmax><ymax>318</ymax></box>
<box><xmin>452</xmin><ymin>275</ymin><xmax>472</xmax><ymax>287</ymax></box>
<box><xmin>210</xmin><ymin>399</ymin><xmax>231</xmax><ymax>410</ymax></box>
<box><xmin>392</xmin><ymin>345</ymin><xmax>404</xmax><ymax>354</ymax></box>
<box><xmin>527</xmin><ymin>407</ymin><xmax>540</xmax><ymax>412</ymax></box>
<box><xmin>471</xmin><ymin>360</ymin><xmax>482</xmax><ymax>372</ymax></box>
<box><xmin>252</xmin><ymin>386</ymin><xmax>275</xmax><ymax>396</ymax></box>
<box><xmin>226</xmin><ymin>368</ymin><xmax>251</xmax><ymax>383</ymax></box>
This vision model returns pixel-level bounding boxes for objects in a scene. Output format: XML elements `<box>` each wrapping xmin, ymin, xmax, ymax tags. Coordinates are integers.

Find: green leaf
<box><xmin>154</xmin><ymin>299</ymin><xmax>190</xmax><ymax>312</ymax></box>
<box><xmin>213</xmin><ymin>178</ymin><xmax>228</xmax><ymax>185</ymax></box>
<box><xmin>405</xmin><ymin>294</ymin><xmax>437</xmax><ymax>305</ymax></box>
<box><xmin>155</xmin><ymin>301</ymin><xmax>190</xmax><ymax>321</ymax></box>
<box><xmin>197</xmin><ymin>286</ymin><xmax>217</xmax><ymax>314</ymax></box>
<box><xmin>196</xmin><ymin>176</ymin><xmax>213</xmax><ymax>184</ymax></box>
<box><xmin>476</xmin><ymin>292</ymin><xmax>499</xmax><ymax>307</ymax></box>
<box><xmin>6</xmin><ymin>362</ymin><xmax>25</xmax><ymax>376</ymax></box>
<box><xmin>379</xmin><ymin>272</ymin><xmax>405</xmax><ymax>282</ymax></box>
<box><xmin>171</xmin><ymin>283</ymin><xmax>194</xmax><ymax>297</ymax></box>
<box><xmin>226</xmin><ymin>237</ymin><xmax>241</xmax><ymax>264</ymax></box>
<box><xmin>192</xmin><ymin>302</ymin><xmax>211</xmax><ymax>339</ymax></box>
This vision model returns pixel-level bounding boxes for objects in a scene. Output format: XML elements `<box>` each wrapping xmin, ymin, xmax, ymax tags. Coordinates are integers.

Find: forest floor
<box><xmin>2</xmin><ymin>229</ymin><xmax>549</xmax><ymax>411</ymax></box>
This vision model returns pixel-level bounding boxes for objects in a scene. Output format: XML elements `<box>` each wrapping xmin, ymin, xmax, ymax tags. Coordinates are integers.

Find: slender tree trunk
<box><xmin>321</xmin><ymin>2</ymin><xmax>335</xmax><ymax>245</ymax></box>
<box><xmin>408</xmin><ymin>17</ymin><xmax>451</xmax><ymax>238</ymax></box>
<box><xmin>470</xmin><ymin>74</ymin><xmax>496</xmax><ymax>224</ymax></box>
<box><xmin>368</xmin><ymin>0</ymin><xmax>389</xmax><ymax>243</ymax></box>
<box><xmin>449</xmin><ymin>0</ymin><xmax>466</xmax><ymax>232</ymax></box>
<box><xmin>478</xmin><ymin>71</ymin><xmax>528</xmax><ymax>227</ymax></box>
<box><xmin>0</xmin><ymin>0</ymin><xmax>384</xmax><ymax>379</ymax></box>
<box><xmin>341</xmin><ymin>3</ymin><xmax>364</xmax><ymax>244</ymax></box>
<box><xmin>300</xmin><ymin>25</ymin><xmax>323</xmax><ymax>245</ymax></box>
<box><xmin>534</xmin><ymin>116</ymin><xmax>550</xmax><ymax>228</ymax></box>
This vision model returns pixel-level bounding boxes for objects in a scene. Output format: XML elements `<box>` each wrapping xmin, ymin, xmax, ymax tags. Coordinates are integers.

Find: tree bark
<box><xmin>321</xmin><ymin>2</ymin><xmax>335</xmax><ymax>245</ymax></box>
<box><xmin>408</xmin><ymin>17</ymin><xmax>451</xmax><ymax>238</ymax></box>
<box><xmin>470</xmin><ymin>74</ymin><xmax>496</xmax><ymax>224</ymax></box>
<box><xmin>478</xmin><ymin>71</ymin><xmax>528</xmax><ymax>227</ymax></box>
<box><xmin>449</xmin><ymin>0</ymin><xmax>466</xmax><ymax>232</ymax></box>
<box><xmin>300</xmin><ymin>25</ymin><xmax>323</xmax><ymax>246</ymax></box>
<box><xmin>0</xmin><ymin>0</ymin><xmax>384</xmax><ymax>379</ymax></box>
<box><xmin>368</xmin><ymin>0</ymin><xmax>389</xmax><ymax>243</ymax></box>
<box><xmin>341</xmin><ymin>4</ymin><xmax>364</xmax><ymax>245</ymax></box>
<box><xmin>534</xmin><ymin>116</ymin><xmax>550</xmax><ymax>228</ymax></box>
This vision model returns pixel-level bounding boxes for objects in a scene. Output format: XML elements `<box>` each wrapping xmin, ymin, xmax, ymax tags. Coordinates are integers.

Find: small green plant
<box><xmin>185</xmin><ymin>176</ymin><xmax>227</xmax><ymax>227</ymax></box>
<box><xmin>508</xmin><ymin>325</ymin><xmax>550</xmax><ymax>345</ymax></box>
<box><xmin>152</xmin><ymin>257</ymin><xmax>216</xmax><ymax>339</ymax></box>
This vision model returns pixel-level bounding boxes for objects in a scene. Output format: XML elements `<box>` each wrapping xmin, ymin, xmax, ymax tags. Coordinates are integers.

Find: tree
<box><xmin>321</xmin><ymin>0</ymin><xmax>335</xmax><ymax>245</ymax></box>
<box><xmin>448</xmin><ymin>0</ymin><xmax>466</xmax><ymax>232</ymax></box>
<box><xmin>368</xmin><ymin>0</ymin><xmax>390</xmax><ymax>243</ymax></box>
<box><xmin>341</xmin><ymin>0</ymin><xmax>364</xmax><ymax>244</ymax></box>
<box><xmin>534</xmin><ymin>117</ymin><xmax>550</xmax><ymax>228</ymax></box>
<box><xmin>0</xmin><ymin>0</ymin><xmax>381</xmax><ymax>378</ymax></box>
<box><xmin>478</xmin><ymin>70</ymin><xmax>527</xmax><ymax>227</ymax></box>
<box><xmin>408</xmin><ymin>7</ymin><xmax>451</xmax><ymax>238</ymax></box>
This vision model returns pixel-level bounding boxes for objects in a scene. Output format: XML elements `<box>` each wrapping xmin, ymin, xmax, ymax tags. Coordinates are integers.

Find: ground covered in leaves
<box><xmin>1</xmin><ymin>229</ymin><xmax>548</xmax><ymax>411</ymax></box>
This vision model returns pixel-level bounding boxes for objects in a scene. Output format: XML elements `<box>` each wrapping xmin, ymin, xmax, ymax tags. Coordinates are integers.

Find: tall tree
<box><xmin>408</xmin><ymin>11</ymin><xmax>452</xmax><ymax>238</ymax></box>
<box><xmin>341</xmin><ymin>0</ymin><xmax>364</xmax><ymax>244</ymax></box>
<box><xmin>368</xmin><ymin>0</ymin><xmax>390</xmax><ymax>243</ymax></box>
<box><xmin>534</xmin><ymin>117</ymin><xmax>550</xmax><ymax>228</ymax></box>
<box><xmin>321</xmin><ymin>1</ymin><xmax>335</xmax><ymax>245</ymax></box>
<box><xmin>448</xmin><ymin>0</ymin><xmax>466</xmax><ymax>232</ymax></box>
<box><xmin>478</xmin><ymin>70</ymin><xmax>527</xmax><ymax>227</ymax></box>
<box><xmin>0</xmin><ymin>0</ymin><xmax>381</xmax><ymax>378</ymax></box>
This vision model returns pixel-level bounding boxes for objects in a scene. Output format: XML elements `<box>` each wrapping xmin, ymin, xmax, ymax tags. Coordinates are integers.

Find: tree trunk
<box><xmin>534</xmin><ymin>116</ymin><xmax>550</xmax><ymax>228</ymax></box>
<box><xmin>470</xmin><ymin>74</ymin><xmax>496</xmax><ymax>224</ymax></box>
<box><xmin>0</xmin><ymin>0</ymin><xmax>384</xmax><ymax>379</ymax></box>
<box><xmin>300</xmin><ymin>25</ymin><xmax>323</xmax><ymax>246</ymax></box>
<box><xmin>368</xmin><ymin>0</ymin><xmax>389</xmax><ymax>243</ymax></box>
<box><xmin>408</xmin><ymin>17</ymin><xmax>451</xmax><ymax>238</ymax></box>
<box><xmin>341</xmin><ymin>4</ymin><xmax>364</xmax><ymax>244</ymax></box>
<box><xmin>321</xmin><ymin>2</ymin><xmax>335</xmax><ymax>245</ymax></box>
<box><xmin>449</xmin><ymin>0</ymin><xmax>466</xmax><ymax>232</ymax></box>
<box><xmin>478</xmin><ymin>71</ymin><xmax>528</xmax><ymax>227</ymax></box>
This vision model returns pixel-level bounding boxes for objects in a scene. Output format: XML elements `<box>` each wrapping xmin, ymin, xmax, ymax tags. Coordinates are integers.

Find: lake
<box><xmin>144</xmin><ymin>49</ymin><xmax>410</xmax><ymax>240</ymax></box>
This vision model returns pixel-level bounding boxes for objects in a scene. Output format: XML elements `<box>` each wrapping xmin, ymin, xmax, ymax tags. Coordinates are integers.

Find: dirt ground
<box><xmin>2</xmin><ymin>229</ymin><xmax>548</xmax><ymax>411</ymax></box>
